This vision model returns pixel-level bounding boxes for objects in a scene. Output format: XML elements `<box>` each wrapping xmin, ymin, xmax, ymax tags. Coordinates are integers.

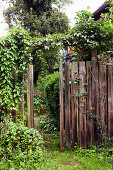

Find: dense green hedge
<box><xmin>44</xmin><ymin>72</ymin><xmax>59</xmax><ymax>129</ymax></box>
<box><xmin>0</xmin><ymin>121</ymin><xmax>46</xmax><ymax>169</ymax></box>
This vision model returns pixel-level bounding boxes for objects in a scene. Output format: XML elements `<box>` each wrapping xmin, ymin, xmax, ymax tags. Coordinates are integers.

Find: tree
<box><xmin>4</xmin><ymin>0</ymin><xmax>72</xmax><ymax>84</ymax></box>
<box><xmin>4</xmin><ymin>0</ymin><xmax>72</xmax><ymax>37</ymax></box>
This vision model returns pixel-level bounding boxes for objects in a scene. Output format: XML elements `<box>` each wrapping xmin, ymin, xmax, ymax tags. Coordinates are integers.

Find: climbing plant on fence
<box><xmin>29</xmin><ymin>10</ymin><xmax>113</xmax><ymax>62</ymax></box>
<box><xmin>0</xmin><ymin>26</ymin><xmax>32</xmax><ymax>120</ymax></box>
<box><xmin>0</xmin><ymin>9</ymin><xmax>113</xmax><ymax>125</ymax></box>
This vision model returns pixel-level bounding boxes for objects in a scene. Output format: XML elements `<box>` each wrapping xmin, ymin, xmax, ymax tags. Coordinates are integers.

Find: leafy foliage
<box><xmin>4</xmin><ymin>0</ymin><xmax>71</xmax><ymax>37</ymax></box>
<box><xmin>0</xmin><ymin>121</ymin><xmax>46</xmax><ymax>169</ymax></box>
<box><xmin>38</xmin><ymin>114</ymin><xmax>58</xmax><ymax>134</ymax></box>
<box><xmin>44</xmin><ymin>72</ymin><xmax>59</xmax><ymax>129</ymax></box>
<box><xmin>34</xmin><ymin>88</ymin><xmax>47</xmax><ymax>115</ymax></box>
<box><xmin>30</xmin><ymin>10</ymin><xmax>113</xmax><ymax>62</ymax></box>
<box><xmin>68</xmin><ymin>10</ymin><xmax>113</xmax><ymax>60</ymax></box>
<box><xmin>0</xmin><ymin>26</ymin><xmax>32</xmax><ymax>118</ymax></box>
<box><xmin>4</xmin><ymin>0</ymin><xmax>71</xmax><ymax>83</ymax></box>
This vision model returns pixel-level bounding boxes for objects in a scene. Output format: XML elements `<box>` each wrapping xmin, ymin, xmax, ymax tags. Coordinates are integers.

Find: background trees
<box><xmin>4</xmin><ymin>0</ymin><xmax>72</xmax><ymax>83</ymax></box>
<box><xmin>4</xmin><ymin>0</ymin><xmax>71</xmax><ymax>37</ymax></box>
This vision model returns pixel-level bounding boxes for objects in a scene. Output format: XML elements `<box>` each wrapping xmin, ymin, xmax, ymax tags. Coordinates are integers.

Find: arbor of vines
<box><xmin>0</xmin><ymin>8</ymin><xmax>113</xmax><ymax>123</ymax></box>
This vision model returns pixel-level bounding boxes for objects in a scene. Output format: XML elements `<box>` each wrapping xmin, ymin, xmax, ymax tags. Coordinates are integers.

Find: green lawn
<box><xmin>39</xmin><ymin>134</ymin><xmax>112</xmax><ymax>170</ymax></box>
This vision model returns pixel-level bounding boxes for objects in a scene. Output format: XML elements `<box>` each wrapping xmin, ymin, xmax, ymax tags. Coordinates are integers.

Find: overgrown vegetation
<box><xmin>44</xmin><ymin>71</ymin><xmax>60</xmax><ymax>129</ymax></box>
<box><xmin>38</xmin><ymin>114</ymin><xmax>58</xmax><ymax>134</ymax></box>
<box><xmin>0</xmin><ymin>1</ymin><xmax>113</xmax><ymax>168</ymax></box>
<box><xmin>68</xmin><ymin>10</ymin><xmax>113</xmax><ymax>60</ymax></box>
<box><xmin>0</xmin><ymin>26</ymin><xmax>32</xmax><ymax>120</ymax></box>
<box><xmin>4</xmin><ymin>0</ymin><xmax>71</xmax><ymax>37</ymax></box>
<box><xmin>0</xmin><ymin>120</ymin><xmax>46</xmax><ymax>169</ymax></box>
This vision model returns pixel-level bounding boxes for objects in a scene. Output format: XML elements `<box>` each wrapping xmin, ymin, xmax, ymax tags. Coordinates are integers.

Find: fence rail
<box><xmin>59</xmin><ymin>52</ymin><xmax>113</xmax><ymax>149</ymax></box>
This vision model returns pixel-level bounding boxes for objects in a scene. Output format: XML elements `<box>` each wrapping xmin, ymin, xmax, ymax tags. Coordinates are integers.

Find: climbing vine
<box><xmin>30</xmin><ymin>10</ymin><xmax>113</xmax><ymax>61</ymax></box>
<box><xmin>0</xmin><ymin>8</ymin><xmax>113</xmax><ymax>117</ymax></box>
<box><xmin>0</xmin><ymin>26</ymin><xmax>32</xmax><ymax>116</ymax></box>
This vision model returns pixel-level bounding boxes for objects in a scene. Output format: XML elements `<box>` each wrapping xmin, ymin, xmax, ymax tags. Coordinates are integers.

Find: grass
<box><xmin>0</xmin><ymin>120</ymin><xmax>112</xmax><ymax>170</ymax></box>
<box><xmin>40</xmin><ymin>133</ymin><xmax>112</xmax><ymax>170</ymax></box>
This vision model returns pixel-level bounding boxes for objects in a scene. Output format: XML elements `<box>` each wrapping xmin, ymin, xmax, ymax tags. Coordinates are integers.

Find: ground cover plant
<box><xmin>38</xmin><ymin>114</ymin><xmax>58</xmax><ymax>134</ymax></box>
<box><xmin>44</xmin><ymin>71</ymin><xmax>60</xmax><ymax>129</ymax></box>
<box><xmin>35</xmin><ymin>132</ymin><xmax>112</xmax><ymax>170</ymax></box>
<box><xmin>0</xmin><ymin>2</ymin><xmax>113</xmax><ymax>169</ymax></box>
<box><xmin>34</xmin><ymin>88</ymin><xmax>47</xmax><ymax>116</ymax></box>
<box><xmin>0</xmin><ymin>120</ymin><xmax>46</xmax><ymax>169</ymax></box>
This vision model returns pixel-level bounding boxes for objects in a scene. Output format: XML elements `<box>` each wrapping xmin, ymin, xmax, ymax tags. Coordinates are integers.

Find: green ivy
<box><xmin>0</xmin><ymin>121</ymin><xmax>46</xmax><ymax>169</ymax></box>
<box><xmin>30</xmin><ymin>10</ymin><xmax>113</xmax><ymax>61</ymax></box>
<box><xmin>0</xmin><ymin>26</ymin><xmax>32</xmax><ymax>116</ymax></box>
<box><xmin>44</xmin><ymin>72</ymin><xmax>60</xmax><ymax>130</ymax></box>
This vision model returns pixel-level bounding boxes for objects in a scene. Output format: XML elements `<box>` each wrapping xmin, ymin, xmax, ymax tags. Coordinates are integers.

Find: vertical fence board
<box><xmin>71</xmin><ymin>62</ymin><xmax>78</xmax><ymax>147</ymax></box>
<box><xmin>30</xmin><ymin>64</ymin><xmax>34</xmax><ymax>128</ymax></box>
<box><xmin>99</xmin><ymin>63</ymin><xmax>107</xmax><ymax>136</ymax></box>
<box><xmin>108</xmin><ymin>58</ymin><xmax>113</xmax><ymax>137</ymax></box>
<box><xmin>12</xmin><ymin>68</ymin><xmax>16</xmax><ymax>122</ymax></box>
<box><xmin>65</xmin><ymin>62</ymin><xmax>71</xmax><ymax>149</ymax></box>
<box><xmin>79</xmin><ymin>61</ymin><xmax>86</xmax><ymax>148</ymax></box>
<box><xmin>27</xmin><ymin>64</ymin><xmax>34</xmax><ymax>128</ymax></box>
<box><xmin>19</xmin><ymin>74</ymin><xmax>24</xmax><ymax>124</ymax></box>
<box><xmin>60</xmin><ymin>55</ymin><xmax>113</xmax><ymax>149</ymax></box>
<box><xmin>59</xmin><ymin>61</ymin><xmax>64</xmax><ymax>150</ymax></box>
<box><xmin>86</xmin><ymin>61</ymin><xmax>92</xmax><ymax>147</ymax></box>
<box><xmin>91</xmin><ymin>48</ymin><xmax>99</xmax><ymax>143</ymax></box>
<box><xmin>27</xmin><ymin>64</ymin><xmax>30</xmax><ymax>128</ymax></box>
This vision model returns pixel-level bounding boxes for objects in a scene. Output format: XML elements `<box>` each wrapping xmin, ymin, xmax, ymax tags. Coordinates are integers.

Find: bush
<box><xmin>34</xmin><ymin>88</ymin><xmax>47</xmax><ymax>116</ymax></box>
<box><xmin>0</xmin><ymin>121</ymin><xmax>46</xmax><ymax>169</ymax></box>
<box><xmin>38</xmin><ymin>114</ymin><xmax>58</xmax><ymax>134</ymax></box>
<box><xmin>44</xmin><ymin>72</ymin><xmax>59</xmax><ymax>129</ymax></box>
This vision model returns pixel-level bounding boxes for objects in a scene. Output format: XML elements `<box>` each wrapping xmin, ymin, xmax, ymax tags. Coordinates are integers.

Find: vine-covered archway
<box><xmin>0</xmin><ymin>10</ymin><xmax>112</xmax><ymax>142</ymax></box>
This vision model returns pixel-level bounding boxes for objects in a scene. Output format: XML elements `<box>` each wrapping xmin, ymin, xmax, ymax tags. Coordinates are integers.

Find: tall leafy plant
<box><xmin>0</xmin><ymin>26</ymin><xmax>32</xmax><ymax>119</ymax></box>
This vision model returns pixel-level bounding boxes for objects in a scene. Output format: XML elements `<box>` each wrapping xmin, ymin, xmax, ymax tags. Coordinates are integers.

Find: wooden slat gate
<box><xmin>59</xmin><ymin>51</ymin><xmax>113</xmax><ymax>150</ymax></box>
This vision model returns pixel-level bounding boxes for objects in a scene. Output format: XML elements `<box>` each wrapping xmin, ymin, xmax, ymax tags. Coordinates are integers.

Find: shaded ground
<box><xmin>34</xmin><ymin>116</ymin><xmax>81</xmax><ymax>168</ymax></box>
<box><xmin>59</xmin><ymin>162</ymin><xmax>82</xmax><ymax>167</ymax></box>
<box><xmin>34</xmin><ymin>116</ymin><xmax>112</xmax><ymax>170</ymax></box>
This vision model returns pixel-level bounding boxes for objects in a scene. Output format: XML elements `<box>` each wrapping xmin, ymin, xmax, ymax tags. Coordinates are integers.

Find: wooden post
<box><xmin>71</xmin><ymin>62</ymin><xmax>78</xmax><ymax>148</ymax></box>
<box><xmin>59</xmin><ymin>61</ymin><xmax>64</xmax><ymax>150</ymax></box>
<box><xmin>12</xmin><ymin>68</ymin><xmax>16</xmax><ymax>122</ymax></box>
<box><xmin>99</xmin><ymin>63</ymin><xmax>107</xmax><ymax>136</ymax></box>
<box><xmin>108</xmin><ymin>58</ymin><xmax>113</xmax><ymax>137</ymax></box>
<box><xmin>91</xmin><ymin>48</ymin><xmax>99</xmax><ymax>143</ymax></box>
<box><xmin>79</xmin><ymin>61</ymin><xmax>86</xmax><ymax>148</ymax></box>
<box><xmin>65</xmin><ymin>62</ymin><xmax>71</xmax><ymax>149</ymax></box>
<box><xmin>86</xmin><ymin>61</ymin><xmax>92</xmax><ymax>147</ymax></box>
<box><xmin>19</xmin><ymin>75</ymin><xmax>24</xmax><ymax>124</ymax></box>
<box><xmin>27</xmin><ymin>64</ymin><xmax>34</xmax><ymax>128</ymax></box>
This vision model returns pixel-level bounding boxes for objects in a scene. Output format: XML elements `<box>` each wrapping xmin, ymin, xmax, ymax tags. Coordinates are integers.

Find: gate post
<box><xmin>65</xmin><ymin>62</ymin><xmax>71</xmax><ymax>149</ymax></box>
<box><xmin>59</xmin><ymin>61</ymin><xmax>64</xmax><ymax>150</ymax></box>
<box><xmin>27</xmin><ymin>64</ymin><xmax>34</xmax><ymax>128</ymax></box>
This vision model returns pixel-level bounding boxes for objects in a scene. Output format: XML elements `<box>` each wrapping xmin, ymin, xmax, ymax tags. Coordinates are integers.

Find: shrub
<box><xmin>0</xmin><ymin>121</ymin><xmax>46</xmax><ymax>169</ymax></box>
<box><xmin>44</xmin><ymin>72</ymin><xmax>59</xmax><ymax>129</ymax></box>
<box><xmin>34</xmin><ymin>88</ymin><xmax>47</xmax><ymax>116</ymax></box>
<box><xmin>38</xmin><ymin>114</ymin><xmax>58</xmax><ymax>134</ymax></box>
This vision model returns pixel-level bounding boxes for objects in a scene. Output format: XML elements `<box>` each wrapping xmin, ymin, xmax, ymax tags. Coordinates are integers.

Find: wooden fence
<box><xmin>59</xmin><ymin>49</ymin><xmax>113</xmax><ymax>150</ymax></box>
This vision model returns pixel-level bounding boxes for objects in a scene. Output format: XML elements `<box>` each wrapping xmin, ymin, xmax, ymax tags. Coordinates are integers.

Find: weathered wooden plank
<box><xmin>27</xmin><ymin>64</ymin><xmax>30</xmax><ymax>128</ymax></box>
<box><xmin>79</xmin><ymin>61</ymin><xmax>86</xmax><ymax>148</ymax></box>
<box><xmin>27</xmin><ymin>64</ymin><xmax>34</xmax><ymax>128</ymax></box>
<box><xmin>108</xmin><ymin>58</ymin><xmax>113</xmax><ymax>137</ymax></box>
<box><xmin>71</xmin><ymin>62</ymin><xmax>78</xmax><ymax>148</ymax></box>
<box><xmin>12</xmin><ymin>68</ymin><xmax>16</xmax><ymax>122</ymax></box>
<box><xmin>65</xmin><ymin>62</ymin><xmax>71</xmax><ymax>149</ymax></box>
<box><xmin>86</xmin><ymin>61</ymin><xmax>92</xmax><ymax>147</ymax></box>
<box><xmin>91</xmin><ymin>48</ymin><xmax>99</xmax><ymax>143</ymax></box>
<box><xmin>19</xmin><ymin>74</ymin><xmax>24</xmax><ymax>124</ymax></box>
<box><xmin>99</xmin><ymin>63</ymin><xmax>107</xmax><ymax>136</ymax></box>
<box><xmin>59</xmin><ymin>61</ymin><xmax>64</xmax><ymax>150</ymax></box>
